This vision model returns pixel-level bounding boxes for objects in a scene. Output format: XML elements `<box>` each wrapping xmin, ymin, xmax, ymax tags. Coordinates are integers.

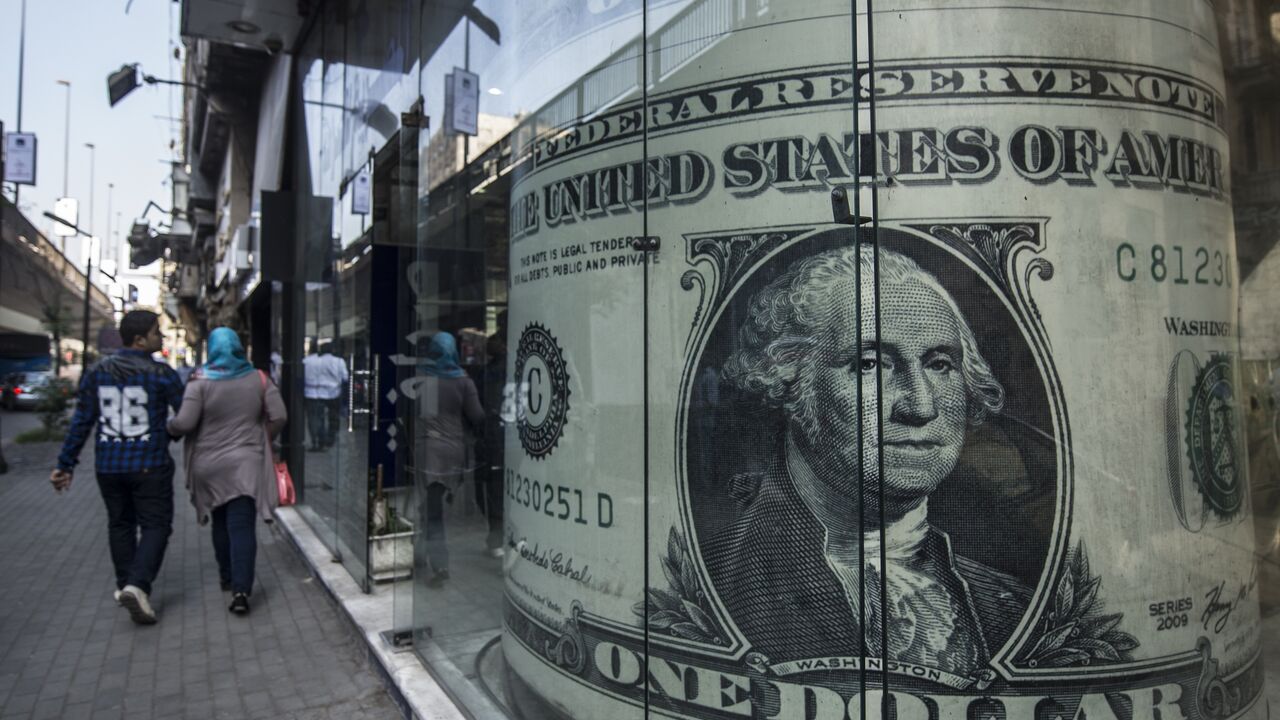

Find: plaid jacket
<box><xmin>57</xmin><ymin>350</ymin><xmax>185</xmax><ymax>474</ymax></box>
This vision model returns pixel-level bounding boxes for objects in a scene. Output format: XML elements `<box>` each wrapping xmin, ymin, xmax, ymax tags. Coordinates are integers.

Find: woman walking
<box><xmin>414</xmin><ymin>331</ymin><xmax>484</xmax><ymax>585</ymax></box>
<box><xmin>168</xmin><ymin>328</ymin><xmax>287</xmax><ymax>614</ymax></box>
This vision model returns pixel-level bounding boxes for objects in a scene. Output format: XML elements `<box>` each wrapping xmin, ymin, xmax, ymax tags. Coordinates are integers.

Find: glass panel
<box><xmin>1224</xmin><ymin>0</ymin><xmax>1280</xmax><ymax>654</ymax></box>
<box><xmin>866</xmin><ymin>1</ymin><xmax>1266</xmax><ymax>718</ymax></box>
<box><xmin>280</xmin><ymin>3</ymin><xmax>1280</xmax><ymax>720</ymax></box>
<box><xmin>293</xmin><ymin>9</ymin><xmax>343</xmax><ymax>555</ymax></box>
<box><xmin>404</xmin><ymin>2</ymin><xmax>646</xmax><ymax>718</ymax></box>
<box><xmin>385</xmin><ymin>107</ymin><xmax>423</xmax><ymax>645</ymax></box>
<box><xmin>334</xmin><ymin>172</ymin><xmax>373</xmax><ymax>588</ymax></box>
<box><xmin>640</xmin><ymin>0</ymin><xmax>868</xmax><ymax>718</ymax></box>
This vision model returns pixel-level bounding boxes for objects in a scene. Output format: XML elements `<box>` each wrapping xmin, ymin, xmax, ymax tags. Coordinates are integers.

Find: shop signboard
<box><xmin>351</xmin><ymin>169</ymin><xmax>371</xmax><ymax>215</ymax></box>
<box><xmin>3</xmin><ymin>132</ymin><xmax>37</xmax><ymax>185</ymax></box>
<box><xmin>449</xmin><ymin>68</ymin><xmax>480</xmax><ymax>136</ymax></box>
<box><xmin>504</xmin><ymin>2</ymin><xmax>1264</xmax><ymax>719</ymax></box>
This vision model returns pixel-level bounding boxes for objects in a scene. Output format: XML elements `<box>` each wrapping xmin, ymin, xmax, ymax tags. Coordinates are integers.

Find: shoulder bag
<box><xmin>259</xmin><ymin>370</ymin><xmax>296</xmax><ymax>506</ymax></box>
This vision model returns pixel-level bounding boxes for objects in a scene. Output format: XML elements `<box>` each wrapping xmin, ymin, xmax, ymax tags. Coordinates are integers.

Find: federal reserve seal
<box><xmin>1185</xmin><ymin>355</ymin><xmax>1243</xmax><ymax>522</ymax></box>
<box><xmin>515</xmin><ymin>323</ymin><xmax>570</xmax><ymax>460</ymax></box>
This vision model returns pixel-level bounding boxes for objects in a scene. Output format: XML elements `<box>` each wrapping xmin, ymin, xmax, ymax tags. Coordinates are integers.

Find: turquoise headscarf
<box><xmin>203</xmin><ymin>327</ymin><xmax>255</xmax><ymax>381</ymax></box>
<box><xmin>419</xmin><ymin>332</ymin><xmax>466</xmax><ymax>378</ymax></box>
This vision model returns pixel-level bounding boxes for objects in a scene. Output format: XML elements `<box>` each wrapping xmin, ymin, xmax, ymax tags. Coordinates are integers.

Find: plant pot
<box><xmin>369</xmin><ymin>519</ymin><xmax>414</xmax><ymax>582</ymax></box>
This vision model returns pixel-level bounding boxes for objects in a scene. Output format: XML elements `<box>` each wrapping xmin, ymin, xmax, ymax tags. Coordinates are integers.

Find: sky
<box><xmin>0</xmin><ymin>0</ymin><xmax>181</xmax><ymax>273</ymax></box>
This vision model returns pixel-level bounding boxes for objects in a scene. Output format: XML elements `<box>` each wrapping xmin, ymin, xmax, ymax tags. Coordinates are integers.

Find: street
<box><xmin>0</xmin><ymin>421</ymin><xmax>403</xmax><ymax>719</ymax></box>
<box><xmin>0</xmin><ymin>408</ymin><xmax>42</xmax><ymax>447</ymax></box>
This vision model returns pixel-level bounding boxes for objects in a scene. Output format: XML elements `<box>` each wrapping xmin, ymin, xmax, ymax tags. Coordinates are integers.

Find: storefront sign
<box><xmin>449</xmin><ymin>68</ymin><xmax>479</xmax><ymax>136</ymax></box>
<box><xmin>3</xmin><ymin>132</ymin><xmax>37</xmax><ymax>185</ymax></box>
<box><xmin>351</xmin><ymin>169</ymin><xmax>371</xmax><ymax>215</ymax></box>
<box><xmin>504</xmin><ymin>2</ymin><xmax>1264</xmax><ymax>719</ymax></box>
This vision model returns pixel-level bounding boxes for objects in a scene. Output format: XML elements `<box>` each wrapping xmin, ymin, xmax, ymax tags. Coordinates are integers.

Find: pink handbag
<box><xmin>275</xmin><ymin>460</ymin><xmax>297</xmax><ymax>507</ymax></box>
<box><xmin>259</xmin><ymin>371</ymin><xmax>296</xmax><ymax>506</ymax></box>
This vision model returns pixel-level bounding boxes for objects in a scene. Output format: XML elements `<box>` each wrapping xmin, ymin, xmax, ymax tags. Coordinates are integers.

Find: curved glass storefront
<box><xmin>282</xmin><ymin>1</ymin><xmax>1279</xmax><ymax>718</ymax></box>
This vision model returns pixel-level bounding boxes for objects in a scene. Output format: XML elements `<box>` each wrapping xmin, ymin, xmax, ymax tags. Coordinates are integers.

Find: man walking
<box><xmin>302</xmin><ymin>341</ymin><xmax>347</xmax><ymax>450</ymax></box>
<box><xmin>50</xmin><ymin>311</ymin><xmax>185</xmax><ymax>625</ymax></box>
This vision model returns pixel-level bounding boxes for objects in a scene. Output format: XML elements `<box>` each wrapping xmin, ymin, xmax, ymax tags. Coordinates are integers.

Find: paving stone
<box><xmin>0</xmin><ymin>442</ymin><xmax>401</xmax><ymax>719</ymax></box>
<box><xmin>60</xmin><ymin>702</ymin><xmax>94</xmax><ymax>720</ymax></box>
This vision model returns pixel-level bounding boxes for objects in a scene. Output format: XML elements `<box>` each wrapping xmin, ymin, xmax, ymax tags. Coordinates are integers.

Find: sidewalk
<box><xmin>0</xmin><ymin>441</ymin><xmax>403</xmax><ymax>720</ymax></box>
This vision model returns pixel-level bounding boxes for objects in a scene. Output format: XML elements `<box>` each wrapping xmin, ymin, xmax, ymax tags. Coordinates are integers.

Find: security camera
<box><xmin>263</xmin><ymin>35</ymin><xmax>284</xmax><ymax>54</ymax></box>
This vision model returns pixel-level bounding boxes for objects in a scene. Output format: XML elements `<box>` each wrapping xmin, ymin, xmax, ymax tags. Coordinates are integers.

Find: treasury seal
<box><xmin>1185</xmin><ymin>354</ymin><xmax>1242</xmax><ymax>522</ymax></box>
<box><xmin>515</xmin><ymin>323</ymin><xmax>570</xmax><ymax>460</ymax></box>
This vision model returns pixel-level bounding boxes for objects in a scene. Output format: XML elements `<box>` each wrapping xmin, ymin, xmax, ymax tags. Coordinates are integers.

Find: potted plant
<box><xmin>368</xmin><ymin>466</ymin><xmax>414</xmax><ymax>581</ymax></box>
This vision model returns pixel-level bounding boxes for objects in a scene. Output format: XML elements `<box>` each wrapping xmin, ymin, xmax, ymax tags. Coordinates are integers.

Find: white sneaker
<box><xmin>118</xmin><ymin>585</ymin><xmax>157</xmax><ymax>625</ymax></box>
<box><xmin>488</xmin><ymin>547</ymin><xmax>505</xmax><ymax>559</ymax></box>
<box><xmin>113</xmin><ymin>590</ymin><xmax>122</xmax><ymax>605</ymax></box>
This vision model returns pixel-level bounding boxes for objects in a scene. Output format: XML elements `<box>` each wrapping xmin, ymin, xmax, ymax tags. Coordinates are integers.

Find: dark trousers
<box><xmin>420</xmin><ymin>483</ymin><xmax>450</xmax><ymax>574</ymax></box>
<box><xmin>305</xmin><ymin>397</ymin><xmax>341</xmax><ymax>448</ymax></box>
<box><xmin>211</xmin><ymin>496</ymin><xmax>257</xmax><ymax>595</ymax></box>
<box><xmin>475</xmin><ymin>461</ymin><xmax>504</xmax><ymax>550</ymax></box>
<box><xmin>96</xmin><ymin>467</ymin><xmax>175</xmax><ymax>595</ymax></box>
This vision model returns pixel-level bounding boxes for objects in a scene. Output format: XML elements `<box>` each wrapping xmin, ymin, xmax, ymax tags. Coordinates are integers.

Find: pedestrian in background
<box><xmin>50</xmin><ymin>310</ymin><xmax>185</xmax><ymax>625</ymax></box>
<box><xmin>175</xmin><ymin>360</ymin><xmax>195</xmax><ymax>385</ymax></box>
<box><xmin>414</xmin><ymin>331</ymin><xmax>485</xmax><ymax>585</ymax></box>
<box><xmin>302</xmin><ymin>341</ymin><xmax>346</xmax><ymax>451</ymax></box>
<box><xmin>167</xmin><ymin>327</ymin><xmax>287</xmax><ymax>615</ymax></box>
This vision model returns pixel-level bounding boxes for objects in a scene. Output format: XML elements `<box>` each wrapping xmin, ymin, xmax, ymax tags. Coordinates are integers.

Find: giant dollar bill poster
<box><xmin>501</xmin><ymin>2</ymin><xmax>1267</xmax><ymax>719</ymax></box>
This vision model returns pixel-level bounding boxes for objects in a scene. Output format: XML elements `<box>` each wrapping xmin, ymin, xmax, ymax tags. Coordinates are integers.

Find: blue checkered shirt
<box><xmin>57</xmin><ymin>350</ymin><xmax>185</xmax><ymax>474</ymax></box>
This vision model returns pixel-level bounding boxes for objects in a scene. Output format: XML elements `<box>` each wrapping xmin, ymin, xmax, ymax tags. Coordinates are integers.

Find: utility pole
<box><xmin>82</xmin><ymin>254</ymin><xmax>92</xmax><ymax>369</ymax></box>
<box><xmin>85</xmin><ymin>143</ymin><xmax>96</xmax><ymax>241</ymax></box>
<box><xmin>14</xmin><ymin>0</ymin><xmax>27</xmax><ymax>209</ymax></box>
<box><xmin>106</xmin><ymin>183</ymin><xmax>114</xmax><ymax>270</ymax></box>
<box><xmin>1</xmin><ymin>120</ymin><xmax>9</xmax><ymax>473</ymax></box>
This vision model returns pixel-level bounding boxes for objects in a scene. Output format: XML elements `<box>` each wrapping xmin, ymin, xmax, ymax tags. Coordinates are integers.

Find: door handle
<box><xmin>371</xmin><ymin>357</ymin><xmax>381</xmax><ymax>432</ymax></box>
<box><xmin>349</xmin><ymin>351</ymin><xmax>373</xmax><ymax>426</ymax></box>
<box><xmin>348</xmin><ymin>353</ymin><xmax>356</xmax><ymax>431</ymax></box>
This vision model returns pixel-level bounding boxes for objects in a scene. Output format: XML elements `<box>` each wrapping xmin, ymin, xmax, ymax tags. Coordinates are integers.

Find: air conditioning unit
<box><xmin>231</xmin><ymin>224</ymin><xmax>256</xmax><ymax>272</ymax></box>
<box><xmin>214</xmin><ymin>224</ymin><xmax>257</xmax><ymax>286</ymax></box>
<box><xmin>175</xmin><ymin>264</ymin><xmax>201</xmax><ymax>299</ymax></box>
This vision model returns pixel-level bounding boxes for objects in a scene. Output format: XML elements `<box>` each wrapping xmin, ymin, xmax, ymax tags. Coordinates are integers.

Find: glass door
<box><xmin>403</xmin><ymin>3</ymin><xmax>649</xmax><ymax>717</ymax></box>
<box><xmin>293</xmin><ymin>0</ymin><xmax>347</xmax><ymax>560</ymax></box>
<box><xmin>386</xmin><ymin>112</ymin><xmax>425</xmax><ymax>641</ymax></box>
<box><xmin>333</xmin><ymin>153</ymin><xmax>376</xmax><ymax>591</ymax></box>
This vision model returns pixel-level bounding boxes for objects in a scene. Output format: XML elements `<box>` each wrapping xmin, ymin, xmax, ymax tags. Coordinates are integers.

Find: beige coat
<box><xmin>167</xmin><ymin>370</ymin><xmax>288</xmax><ymax>524</ymax></box>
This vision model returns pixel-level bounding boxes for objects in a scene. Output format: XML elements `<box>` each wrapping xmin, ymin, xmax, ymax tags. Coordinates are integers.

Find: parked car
<box><xmin>2</xmin><ymin>371</ymin><xmax>59</xmax><ymax>410</ymax></box>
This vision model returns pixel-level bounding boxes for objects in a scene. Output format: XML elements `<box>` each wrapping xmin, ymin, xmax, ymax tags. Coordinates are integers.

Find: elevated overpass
<box><xmin>1</xmin><ymin>196</ymin><xmax>117</xmax><ymax>368</ymax></box>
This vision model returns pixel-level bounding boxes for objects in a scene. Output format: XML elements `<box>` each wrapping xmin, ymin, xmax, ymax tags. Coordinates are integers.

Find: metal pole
<box><xmin>0</xmin><ymin>120</ymin><xmax>9</xmax><ymax>473</ymax></box>
<box><xmin>106</xmin><ymin>183</ymin><xmax>113</xmax><ymax>266</ymax></box>
<box><xmin>14</xmin><ymin>0</ymin><xmax>27</xmax><ymax>209</ymax></box>
<box><xmin>58</xmin><ymin>81</ymin><xmax>71</xmax><ymax>197</ymax></box>
<box><xmin>85</xmin><ymin>143</ymin><xmax>95</xmax><ymax>240</ymax></box>
<box><xmin>82</xmin><ymin>255</ymin><xmax>92</xmax><ymax>369</ymax></box>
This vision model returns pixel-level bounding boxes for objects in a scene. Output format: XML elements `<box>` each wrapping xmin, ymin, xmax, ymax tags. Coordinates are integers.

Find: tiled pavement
<box><xmin>0</xmin><ymin>441</ymin><xmax>403</xmax><ymax>720</ymax></box>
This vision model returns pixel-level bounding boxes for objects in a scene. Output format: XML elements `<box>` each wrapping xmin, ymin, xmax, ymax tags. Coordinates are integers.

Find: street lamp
<box><xmin>43</xmin><ymin>210</ymin><xmax>102</xmax><ymax>370</ymax></box>
<box><xmin>107</xmin><ymin>64</ymin><xmax>203</xmax><ymax>107</ymax></box>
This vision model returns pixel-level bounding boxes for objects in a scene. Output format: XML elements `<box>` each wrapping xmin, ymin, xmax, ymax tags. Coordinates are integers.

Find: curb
<box><xmin>271</xmin><ymin>506</ymin><xmax>471</xmax><ymax>720</ymax></box>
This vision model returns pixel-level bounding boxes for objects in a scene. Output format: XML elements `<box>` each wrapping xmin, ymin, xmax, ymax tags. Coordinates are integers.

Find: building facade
<box><xmin>167</xmin><ymin>1</ymin><xmax>1279</xmax><ymax>718</ymax></box>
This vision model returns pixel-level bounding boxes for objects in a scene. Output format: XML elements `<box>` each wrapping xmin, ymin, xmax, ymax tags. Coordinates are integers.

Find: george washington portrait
<box><xmin>698</xmin><ymin>242</ymin><xmax>1037</xmax><ymax>679</ymax></box>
